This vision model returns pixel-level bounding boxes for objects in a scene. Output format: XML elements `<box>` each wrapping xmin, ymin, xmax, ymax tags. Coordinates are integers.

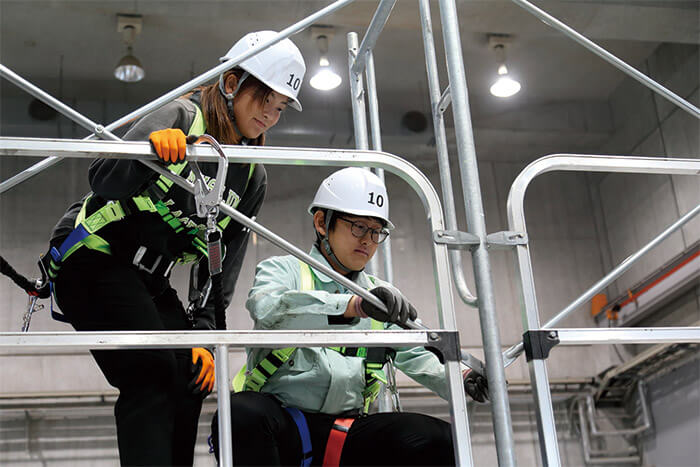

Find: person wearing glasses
<box><xmin>210</xmin><ymin>167</ymin><xmax>488</xmax><ymax>466</ymax></box>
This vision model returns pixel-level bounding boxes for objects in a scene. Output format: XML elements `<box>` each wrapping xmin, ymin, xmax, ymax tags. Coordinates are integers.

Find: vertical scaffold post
<box><xmin>417</xmin><ymin>0</ymin><xmax>478</xmax><ymax>308</ymax></box>
<box><xmin>216</xmin><ymin>345</ymin><xmax>233</xmax><ymax>467</ymax></box>
<box><xmin>364</xmin><ymin>49</ymin><xmax>400</xmax><ymax>413</ymax></box>
<box><xmin>364</xmin><ymin>50</ymin><xmax>395</xmax><ymax>284</ymax></box>
<box><xmin>438</xmin><ymin>1</ymin><xmax>517</xmax><ymax>466</ymax></box>
<box><xmin>347</xmin><ymin>31</ymin><xmax>380</xmax><ymax>276</ymax></box>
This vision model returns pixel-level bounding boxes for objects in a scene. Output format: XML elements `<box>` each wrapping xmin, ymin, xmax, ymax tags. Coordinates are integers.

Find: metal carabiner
<box><xmin>187</xmin><ymin>134</ymin><xmax>230</xmax><ymax>223</ymax></box>
<box><xmin>21</xmin><ymin>283</ymin><xmax>44</xmax><ymax>332</ymax></box>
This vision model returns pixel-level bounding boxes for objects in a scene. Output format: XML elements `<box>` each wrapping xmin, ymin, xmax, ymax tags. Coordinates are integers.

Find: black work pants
<box><xmin>55</xmin><ymin>249</ymin><xmax>203</xmax><ymax>466</ymax></box>
<box><xmin>210</xmin><ymin>391</ymin><xmax>456</xmax><ymax>466</ymax></box>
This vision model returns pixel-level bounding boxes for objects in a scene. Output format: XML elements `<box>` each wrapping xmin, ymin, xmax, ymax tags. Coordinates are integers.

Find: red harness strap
<box><xmin>322</xmin><ymin>417</ymin><xmax>355</xmax><ymax>467</ymax></box>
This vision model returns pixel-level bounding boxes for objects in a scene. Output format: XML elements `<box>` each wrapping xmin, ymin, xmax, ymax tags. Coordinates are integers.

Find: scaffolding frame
<box><xmin>505</xmin><ymin>155</ymin><xmax>700</xmax><ymax>466</ymax></box>
<box><xmin>0</xmin><ymin>135</ymin><xmax>474</xmax><ymax>465</ymax></box>
<box><xmin>0</xmin><ymin>1</ymin><xmax>699</xmax><ymax>466</ymax></box>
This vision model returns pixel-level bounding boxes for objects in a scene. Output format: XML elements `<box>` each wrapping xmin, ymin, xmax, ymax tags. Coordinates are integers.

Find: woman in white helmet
<box><xmin>210</xmin><ymin>168</ymin><xmax>488</xmax><ymax>466</ymax></box>
<box><xmin>44</xmin><ymin>31</ymin><xmax>305</xmax><ymax>466</ymax></box>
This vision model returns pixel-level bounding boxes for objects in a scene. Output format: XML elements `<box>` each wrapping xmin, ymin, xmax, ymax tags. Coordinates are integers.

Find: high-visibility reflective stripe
<box><xmin>299</xmin><ymin>261</ymin><xmax>315</xmax><ymax>291</ymax></box>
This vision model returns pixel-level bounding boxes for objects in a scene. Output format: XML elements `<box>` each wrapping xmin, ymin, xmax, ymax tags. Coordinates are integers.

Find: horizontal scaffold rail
<box><xmin>0</xmin><ymin>136</ymin><xmax>436</xmax><ymax>199</ymax></box>
<box><xmin>0</xmin><ymin>330</ymin><xmax>442</xmax><ymax>350</ymax></box>
<box><xmin>552</xmin><ymin>327</ymin><xmax>700</xmax><ymax>345</ymax></box>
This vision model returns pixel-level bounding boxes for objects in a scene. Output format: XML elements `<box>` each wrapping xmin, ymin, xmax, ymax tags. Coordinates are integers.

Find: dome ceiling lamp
<box><xmin>488</xmin><ymin>34</ymin><xmax>521</xmax><ymax>98</ymax></box>
<box><xmin>114</xmin><ymin>14</ymin><xmax>145</xmax><ymax>83</ymax></box>
<box><xmin>309</xmin><ymin>26</ymin><xmax>342</xmax><ymax>91</ymax></box>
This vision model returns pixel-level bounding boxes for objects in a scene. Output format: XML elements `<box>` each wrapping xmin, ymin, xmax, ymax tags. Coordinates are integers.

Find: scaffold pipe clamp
<box><xmin>522</xmin><ymin>330</ymin><xmax>560</xmax><ymax>361</ymax></box>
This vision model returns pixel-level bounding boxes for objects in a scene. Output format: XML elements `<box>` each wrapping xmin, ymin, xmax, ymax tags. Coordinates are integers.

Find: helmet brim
<box><xmin>219</xmin><ymin>59</ymin><xmax>303</xmax><ymax>112</ymax></box>
<box><xmin>308</xmin><ymin>203</ymin><xmax>394</xmax><ymax>230</ymax></box>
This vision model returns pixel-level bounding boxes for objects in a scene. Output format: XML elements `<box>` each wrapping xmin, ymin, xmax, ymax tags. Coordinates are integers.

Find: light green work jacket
<box><xmin>245</xmin><ymin>246</ymin><xmax>450</xmax><ymax>414</ymax></box>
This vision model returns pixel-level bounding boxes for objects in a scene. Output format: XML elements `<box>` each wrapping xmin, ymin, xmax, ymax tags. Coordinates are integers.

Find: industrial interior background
<box><xmin>0</xmin><ymin>1</ymin><xmax>698</xmax><ymax>465</ymax></box>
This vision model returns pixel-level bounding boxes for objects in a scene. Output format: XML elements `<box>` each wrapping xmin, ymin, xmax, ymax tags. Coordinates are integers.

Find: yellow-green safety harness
<box><xmin>232</xmin><ymin>260</ymin><xmax>390</xmax><ymax>415</ymax></box>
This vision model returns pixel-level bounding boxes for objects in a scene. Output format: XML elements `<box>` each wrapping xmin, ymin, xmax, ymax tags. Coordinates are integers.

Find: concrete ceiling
<box><xmin>1</xmin><ymin>0</ymin><xmax>698</xmax><ymax>163</ymax></box>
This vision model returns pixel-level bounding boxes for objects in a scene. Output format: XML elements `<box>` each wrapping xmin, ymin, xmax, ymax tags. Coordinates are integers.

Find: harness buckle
<box><xmin>132</xmin><ymin>246</ymin><xmax>175</xmax><ymax>277</ymax></box>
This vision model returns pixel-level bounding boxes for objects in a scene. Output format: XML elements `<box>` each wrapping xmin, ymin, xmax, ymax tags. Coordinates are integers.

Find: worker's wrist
<box><xmin>354</xmin><ymin>296</ymin><xmax>368</xmax><ymax>318</ymax></box>
<box><xmin>344</xmin><ymin>295</ymin><xmax>368</xmax><ymax>318</ymax></box>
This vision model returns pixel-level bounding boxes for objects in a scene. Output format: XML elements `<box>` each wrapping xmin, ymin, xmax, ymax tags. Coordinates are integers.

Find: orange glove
<box><xmin>189</xmin><ymin>347</ymin><xmax>215</xmax><ymax>397</ymax></box>
<box><xmin>149</xmin><ymin>128</ymin><xmax>187</xmax><ymax>164</ymax></box>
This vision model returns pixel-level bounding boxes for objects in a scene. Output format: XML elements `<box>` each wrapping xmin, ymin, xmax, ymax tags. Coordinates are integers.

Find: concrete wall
<box><xmin>591</xmin><ymin>43</ymin><xmax>699</xmax><ymax>298</ymax></box>
<box><xmin>642</xmin><ymin>358</ymin><xmax>700</xmax><ymax>467</ymax></box>
<box><xmin>589</xmin><ymin>43</ymin><xmax>700</xmax><ymax>466</ymax></box>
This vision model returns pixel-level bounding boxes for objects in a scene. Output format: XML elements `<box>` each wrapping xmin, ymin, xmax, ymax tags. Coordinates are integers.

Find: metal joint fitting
<box><xmin>424</xmin><ymin>330</ymin><xmax>461</xmax><ymax>364</ymax></box>
<box><xmin>485</xmin><ymin>231</ymin><xmax>528</xmax><ymax>250</ymax></box>
<box><xmin>522</xmin><ymin>330</ymin><xmax>560</xmax><ymax>362</ymax></box>
<box><xmin>433</xmin><ymin>230</ymin><xmax>481</xmax><ymax>250</ymax></box>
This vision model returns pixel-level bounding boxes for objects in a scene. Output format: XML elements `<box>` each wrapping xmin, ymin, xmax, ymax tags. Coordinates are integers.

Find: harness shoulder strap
<box><xmin>189</xmin><ymin>104</ymin><xmax>206</xmax><ymax>136</ymax></box>
<box><xmin>238</xmin><ymin>346</ymin><xmax>298</xmax><ymax>392</ymax></box>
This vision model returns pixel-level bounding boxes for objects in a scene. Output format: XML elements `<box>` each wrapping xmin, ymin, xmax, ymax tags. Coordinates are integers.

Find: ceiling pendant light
<box><xmin>114</xmin><ymin>46</ymin><xmax>145</xmax><ymax>83</ymax></box>
<box><xmin>309</xmin><ymin>33</ymin><xmax>341</xmax><ymax>91</ymax></box>
<box><xmin>490</xmin><ymin>63</ymin><xmax>521</xmax><ymax>98</ymax></box>
<box><xmin>114</xmin><ymin>14</ymin><xmax>145</xmax><ymax>83</ymax></box>
<box><xmin>488</xmin><ymin>36</ymin><xmax>521</xmax><ymax>98</ymax></box>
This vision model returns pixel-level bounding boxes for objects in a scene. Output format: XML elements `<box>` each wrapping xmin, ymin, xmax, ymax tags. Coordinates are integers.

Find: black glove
<box><xmin>360</xmin><ymin>286</ymin><xmax>418</xmax><ymax>326</ymax></box>
<box><xmin>463</xmin><ymin>369</ymin><xmax>489</xmax><ymax>403</ymax></box>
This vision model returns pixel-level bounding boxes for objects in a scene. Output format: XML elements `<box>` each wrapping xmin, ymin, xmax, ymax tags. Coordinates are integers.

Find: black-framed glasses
<box><xmin>336</xmin><ymin>217</ymin><xmax>390</xmax><ymax>244</ymax></box>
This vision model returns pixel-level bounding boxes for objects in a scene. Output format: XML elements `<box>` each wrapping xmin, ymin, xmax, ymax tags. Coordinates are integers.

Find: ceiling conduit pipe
<box><xmin>418</xmin><ymin>0</ymin><xmax>478</xmax><ymax>307</ymax></box>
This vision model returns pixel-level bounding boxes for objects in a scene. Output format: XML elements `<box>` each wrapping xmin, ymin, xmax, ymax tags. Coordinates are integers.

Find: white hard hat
<box><xmin>220</xmin><ymin>31</ymin><xmax>305</xmax><ymax>111</ymax></box>
<box><xmin>308</xmin><ymin>168</ymin><xmax>394</xmax><ymax>229</ymax></box>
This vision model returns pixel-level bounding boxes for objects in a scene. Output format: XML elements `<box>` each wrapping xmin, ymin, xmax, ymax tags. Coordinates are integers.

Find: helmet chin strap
<box><xmin>320</xmin><ymin>210</ymin><xmax>362</xmax><ymax>276</ymax></box>
<box><xmin>218</xmin><ymin>71</ymin><xmax>251</xmax><ymax>145</ymax></box>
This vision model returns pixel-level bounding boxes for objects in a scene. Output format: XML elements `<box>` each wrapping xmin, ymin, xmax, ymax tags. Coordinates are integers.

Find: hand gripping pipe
<box><xmin>0</xmin><ymin>0</ymin><xmax>356</xmax><ymax>195</ymax></box>
<box><xmin>439</xmin><ymin>1</ymin><xmax>517</xmax><ymax>465</ymax></box>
